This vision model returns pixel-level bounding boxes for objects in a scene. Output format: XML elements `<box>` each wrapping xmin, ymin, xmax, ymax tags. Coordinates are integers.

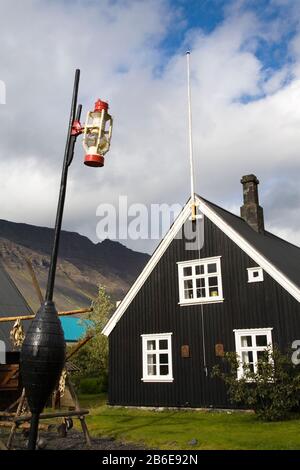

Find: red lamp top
<box><xmin>94</xmin><ymin>99</ymin><xmax>108</xmax><ymax>112</ymax></box>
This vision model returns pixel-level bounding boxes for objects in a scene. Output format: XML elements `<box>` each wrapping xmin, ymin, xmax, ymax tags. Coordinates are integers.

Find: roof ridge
<box><xmin>196</xmin><ymin>194</ymin><xmax>248</xmax><ymax>224</ymax></box>
<box><xmin>197</xmin><ymin>194</ymin><xmax>300</xmax><ymax>251</ymax></box>
<box><xmin>264</xmin><ymin>230</ymin><xmax>300</xmax><ymax>251</ymax></box>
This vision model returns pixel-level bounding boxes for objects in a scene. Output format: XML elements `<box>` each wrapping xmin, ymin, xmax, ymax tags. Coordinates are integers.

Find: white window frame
<box><xmin>141</xmin><ymin>333</ymin><xmax>173</xmax><ymax>382</ymax></box>
<box><xmin>234</xmin><ymin>328</ymin><xmax>273</xmax><ymax>380</ymax></box>
<box><xmin>247</xmin><ymin>267</ymin><xmax>264</xmax><ymax>283</ymax></box>
<box><xmin>177</xmin><ymin>256</ymin><xmax>224</xmax><ymax>306</ymax></box>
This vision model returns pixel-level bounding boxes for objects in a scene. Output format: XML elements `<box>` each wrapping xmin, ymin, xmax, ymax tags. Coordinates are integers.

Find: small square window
<box><xmin>247</xmin><ymin>267</ymin><xmax>264</xmax><ymax>283</ymax></box>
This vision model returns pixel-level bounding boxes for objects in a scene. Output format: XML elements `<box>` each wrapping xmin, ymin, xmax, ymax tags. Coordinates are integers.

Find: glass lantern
<box><xmin>83</xmin><ymin>99</ymin><xmax>113</xmax><ymax>167</ymax></box>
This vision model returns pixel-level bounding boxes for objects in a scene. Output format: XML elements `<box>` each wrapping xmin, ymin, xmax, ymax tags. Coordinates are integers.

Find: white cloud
<box><xmin>1</xmin><ymin>0</ymin><xmax>300</xmax><ymax>253</ymax></box>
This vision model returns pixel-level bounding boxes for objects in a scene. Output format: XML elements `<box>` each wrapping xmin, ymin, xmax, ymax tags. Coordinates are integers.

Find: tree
<box><xmin>212</xmin><ymin>346</ymin><xmax>300</xmax><ymax>421</ymax></box>
<box><xmin>71</xmin><ymin>286</ymin><xmax>114</xmax><ymax>392</ymax></box>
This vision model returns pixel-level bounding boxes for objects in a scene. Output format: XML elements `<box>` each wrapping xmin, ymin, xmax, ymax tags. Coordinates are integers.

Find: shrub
<box><xmin>71</xmin><ymin>286</ymin><xmax>113</xmax><ymax>392</ymax></box>
<box><xmin>79</xmin><ymin>373</ymin><xmax>108</xmax><ymax>394</ymax></box>
<box><xmin>212</xmin><ymin>346</ymin><xmax>300</xmax><ymax>421</ymax></box>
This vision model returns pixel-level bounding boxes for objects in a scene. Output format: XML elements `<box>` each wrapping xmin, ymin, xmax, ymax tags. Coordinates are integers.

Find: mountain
<box><xmin>0</xmin><ymin>219</ymin><xmax>150</xmax><ymax>312</ymax></box>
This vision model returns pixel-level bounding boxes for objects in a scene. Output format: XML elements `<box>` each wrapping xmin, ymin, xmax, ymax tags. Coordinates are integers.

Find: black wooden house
<box><xmin>103</xmin><ymin>175</ymin><xmax>300</xmax><ymax>408</ymax></box>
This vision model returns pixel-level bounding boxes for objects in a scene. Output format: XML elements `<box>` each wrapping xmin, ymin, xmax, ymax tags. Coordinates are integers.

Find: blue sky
<box><xmin>164</xmin><ymin>0</ymin><xmax>295</xmax><ymax>62</ymax></box>
<box><xmin>1</xmin><ymin>0</ymin><xmax>300</xmax><ymax>253</ymax></box>
<box><xmin>160</xmin><ymin>3</ymin><xmax>257</xmax><ymax>48</ymax></box>
<box><xmin>161</xmin><ymin>0</ymin><xmax>297</xmax><ymax>95</ymax></box>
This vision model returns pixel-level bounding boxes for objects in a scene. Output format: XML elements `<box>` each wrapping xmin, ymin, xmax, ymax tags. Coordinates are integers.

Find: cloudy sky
<box><xmin>1</xmin><ymin>0</ymin><xmax>300</xmax><ymax>253</ymax></box>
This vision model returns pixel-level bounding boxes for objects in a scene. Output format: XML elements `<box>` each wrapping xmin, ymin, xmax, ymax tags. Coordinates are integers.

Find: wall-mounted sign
<box><xmin>215</xmin><ymin>343</ymin><xmax>224</xmax><ymax>357</ymax></box>
<box><xmin>181</xmin><ymin>345</ymin><xmax>190</xmax><ymax>358</ymax></box>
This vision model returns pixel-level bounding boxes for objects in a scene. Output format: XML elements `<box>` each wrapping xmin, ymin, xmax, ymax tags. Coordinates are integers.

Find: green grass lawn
<box><xmin>78</xmin><ymin>394</ymin><xmax>300</xmax><ymax>450</ymax></box>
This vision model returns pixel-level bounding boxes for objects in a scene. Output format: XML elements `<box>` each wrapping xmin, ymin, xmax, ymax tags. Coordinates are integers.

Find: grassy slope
<box><xmin>79</xmin><ymin>395</ymin><xmax>300</xmax><ymax>450</ymax></box>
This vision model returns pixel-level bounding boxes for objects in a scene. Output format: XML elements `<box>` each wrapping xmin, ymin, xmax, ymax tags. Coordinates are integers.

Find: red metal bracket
<box><xmin>71</xmin><ymin>120</ymin><xmax>84</xmax><ymax>136</ymax></box>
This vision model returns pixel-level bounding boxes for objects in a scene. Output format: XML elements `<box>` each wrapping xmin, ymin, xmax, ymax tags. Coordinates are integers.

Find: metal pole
<box><xmin>45</xmin><ymin>69</ymin><xmax>80</xmax><ymax>302</ymax></box>
<box><xmin>27</xmin><ymin>413</ymin><xmax>39</xmax><ymax>450</ymax></box>
<box><xmin>186</xmin><ymin>51</ymin><xmax>196</xmax><ymax>218</ymax></box>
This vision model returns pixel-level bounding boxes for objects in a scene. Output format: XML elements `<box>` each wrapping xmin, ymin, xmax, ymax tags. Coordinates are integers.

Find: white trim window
<box><xmin>141</xmin><ymin>333</ymin><xmax>173</xmax><ymax>382</ymax></box>
<box><xmin>177</xmin><ymin>256</ymin><xmax>223</xmax><ymax>305</ymax></box>
<box><xmin>247</xmin><ymin>267</ymin><xmax>264</xmax><ymax>283</ymax></box>
<box><xmin>234</xmin><ymin>328</ymin><xmax>273</xmax><ymax>379</ymax></box>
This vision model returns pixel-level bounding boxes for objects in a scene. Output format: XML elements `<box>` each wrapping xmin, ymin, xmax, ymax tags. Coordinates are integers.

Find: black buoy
<box><xmin>20</xmin><ymin>301</ymin><xmax>65</xmax><ymax>449</ymax></box>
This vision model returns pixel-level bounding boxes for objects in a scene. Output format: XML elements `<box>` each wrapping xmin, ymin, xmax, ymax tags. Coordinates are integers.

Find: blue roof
<box><xmin>60</xmin><ymin>317</ymin><xmax>92</xmax><ymax>342</ymax></box>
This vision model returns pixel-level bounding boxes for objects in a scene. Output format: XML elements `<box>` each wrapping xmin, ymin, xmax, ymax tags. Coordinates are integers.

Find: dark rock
<box><xmin>188</xmin><ymin>438</ymin><xmax>198</xmax><ymax>446</ymax></box>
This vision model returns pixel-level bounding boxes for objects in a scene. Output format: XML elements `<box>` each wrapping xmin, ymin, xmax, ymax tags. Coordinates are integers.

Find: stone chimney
<box><xmin>240</xmin><ymin>174</ymin><xmax>264</xmax><ymax>233</ymax></box>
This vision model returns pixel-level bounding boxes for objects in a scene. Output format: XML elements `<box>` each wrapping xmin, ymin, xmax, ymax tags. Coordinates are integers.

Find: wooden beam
<box><xmin>66</xmin><ymin>334</ymin><xmax>94</xmax><ymax>361</ymax></box>
<box><xmin>0</xmin><ymin>421</ymin><xmax>50</xmax><ymax>431</ymax></box>
<box><xmin>6</xmin><ymin>388</ymin><xmax>26</xmax><ymax>449</ymax></box>
<box><xmin>0</xmin><ymin>411</ymin><xmax>16</xmax><ymax>418</ymax></box>
<box><xmin>14</xmin><ymin>409</ymin><xmax>89</xmax><ymax>423</ymax></box>
<box><xmin>66</xmin><ymin>375</ymin><xmax>92</xmax><ymax>447</ymax></box>
<box><xmin>0</xmin><ymin>307</ymin><xmax>93</xmax><ymax>323</ymax></box>
<box><xmin>0</xmin><ymin>439</ymin><xmax>8</xmax><ymax>450</ymax></box>
<box><xmin>0</xmin><ymin>366</ymin><xmax>18</xmax><ymax>387</ymax></box>
<box><xmin>24</xmin><ymin>257</ymin><xmax>44</xmax><ymax>304</ymax></box>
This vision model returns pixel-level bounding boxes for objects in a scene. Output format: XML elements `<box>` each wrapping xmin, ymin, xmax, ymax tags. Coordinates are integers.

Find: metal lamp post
<box><xmin>20</xmin><ymin>69</ymin><xmax>113</xmax><ymax>450</ymax></box>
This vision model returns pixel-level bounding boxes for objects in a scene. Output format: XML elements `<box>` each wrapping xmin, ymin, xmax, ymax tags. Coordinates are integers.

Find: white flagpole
<box><xmin>186</xmin><ymin>51</ymin><xmax>196</xmax><ymax>220</ymax></box>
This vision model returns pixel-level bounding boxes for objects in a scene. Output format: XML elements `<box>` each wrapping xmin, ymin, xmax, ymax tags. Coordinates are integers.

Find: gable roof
<box><xmin>102</xmin><ymin>195</ymin><xmax>300</xmax><ymax>336</ymax></box>
<box><xmin>0</xmin><ymin>260</ymin><xmax>33</xmax><ymax>351</ymax></box>
<box><xmin>203</xmin><ymin>198</ymin><xmax>300</xmax><ymax>289</ymax></box>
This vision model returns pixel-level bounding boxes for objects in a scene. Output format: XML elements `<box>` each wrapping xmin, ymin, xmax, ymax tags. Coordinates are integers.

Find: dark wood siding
<box><xmin>108</xmin><ymin>216</ymin><xmax>300</xmax><ymax>407</ymax></box>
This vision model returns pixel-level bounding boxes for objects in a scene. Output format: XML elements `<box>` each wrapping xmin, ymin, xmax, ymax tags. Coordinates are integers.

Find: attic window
<box><xmin>247</xmin><ymin>267</ymin><xmax>264</xmax><ymax>283</ymax></box>
<box><xmin>177</xmin><ymin>256</ymin><xmax>223</xmax><ymax>305</ymax></box>
<box><xmin>141</xmin><ymin>333</ymin><xmax>173</xmax><ymax>382</ymax></box>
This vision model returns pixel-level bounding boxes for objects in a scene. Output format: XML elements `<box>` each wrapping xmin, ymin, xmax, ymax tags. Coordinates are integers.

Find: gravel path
<box><xmin>0</xmin><ymin>428</ymin><xmax>147</xmax><ymax>450</ymax></box>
